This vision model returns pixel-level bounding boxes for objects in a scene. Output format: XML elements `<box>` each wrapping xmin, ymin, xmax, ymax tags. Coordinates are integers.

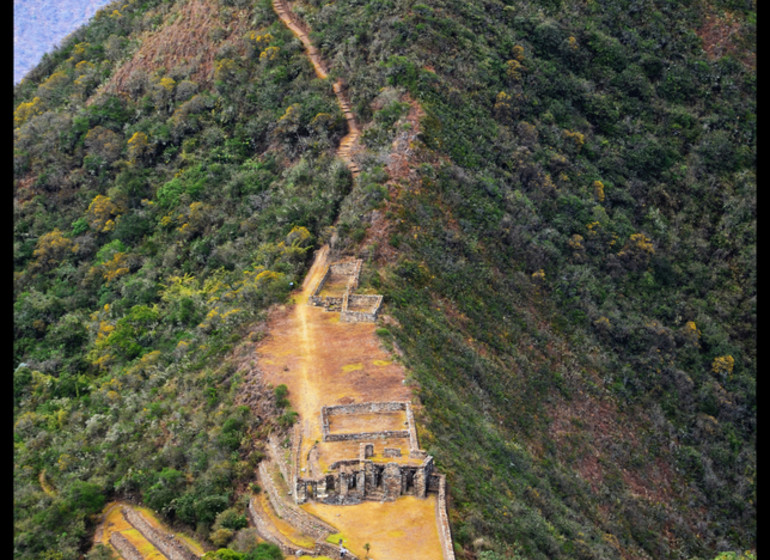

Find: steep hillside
<box><xmin>13</xmin><ymin>0</ymin><xmax>755</xmax><ymax>559</ymax></box>
<box><xmin>294</xmin><ymin>0</ymin><xmax>755</xmax><ymax>557</ymax></box>
<box><xmin>14</xmin><ymin>0</ymin><xmax>351</xmax><ymax>557</ymax></box>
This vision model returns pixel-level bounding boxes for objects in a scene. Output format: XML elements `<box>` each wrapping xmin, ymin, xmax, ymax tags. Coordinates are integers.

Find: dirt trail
<box><xmin>272</xmin><ymin>0</ymin><xmax>361</xmax><ymax>176</ymax></box>
<box><xmin>254</xmin><ymin>4</ymin><xmax>447</xmax><ymax>558</ymax></box>
<box><xmin>258</xmin><ymin>246</ymin><xmax>413</xmax><ymax>476</ymax></box>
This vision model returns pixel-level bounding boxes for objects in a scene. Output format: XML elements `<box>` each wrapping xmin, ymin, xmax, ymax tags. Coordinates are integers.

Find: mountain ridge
<box><xmin>13</xmin><ymin>0</ymin><xmax>755</xmax><ymax>558</ymax></box>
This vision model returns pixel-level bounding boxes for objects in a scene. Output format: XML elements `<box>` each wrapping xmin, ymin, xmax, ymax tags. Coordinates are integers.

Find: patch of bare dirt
<box><xmin>14</xmin><ymin>174</ymin><xmax>37</xmax><ymax>203</ymax></box>
<box><xmin>696</xmin><ymin>8</ymin><xmax>755</xmax><ymax>68</ymax></box>
<box><xmin>547</xmin><ymin>393</ymin><xmax>678</xmax><ymax>505</ymax></box>
<box><xmin>104</xmin><ymin>0</ymin><xmax>252</xmax><ymax>94</ymax></box>
<box><xmin>303</xmin><ymin>496</ymin><xmax>444</xmax><ymax>560</ymax></box>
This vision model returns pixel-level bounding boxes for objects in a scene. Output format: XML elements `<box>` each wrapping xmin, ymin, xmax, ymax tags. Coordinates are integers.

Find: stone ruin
<box><xmin>290</xmin><ymin>401</ymin><xmax>442</xmax><ymax>505</ymax></box>
<box><xmin>309</xmin><ymin>259</ymin><xmax>383</xmax><ymax>322</ymax></box>
<box><xmin>294</xmin><ymin>447</ymin><xmax>440</xmax><ymax>505</ymax></box>
<box><xmin>260</xmin><ymin>255</ymin><xmax>456</xmax><ymax>558</ymax></box>
<box><xmin>282</xmin><ymin>401</ymin><xmax>456</xmax><ymax>558</ymax></box>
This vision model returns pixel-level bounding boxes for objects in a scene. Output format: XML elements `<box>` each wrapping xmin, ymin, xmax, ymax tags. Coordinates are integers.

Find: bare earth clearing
<box><xmin>257</xmin><ymin>246</ymin><xmax>415</xmax><ymax>477</ymax></box>
<box><xmin>256</xmin><ymin>246</ymin><xmax>445</xmax><ymax>559</ymax></box>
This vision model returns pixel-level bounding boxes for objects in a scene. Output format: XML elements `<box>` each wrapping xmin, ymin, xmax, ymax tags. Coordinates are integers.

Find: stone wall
<box><xmin>109</xmin><ymin>532</ymin><xmax>143</xmax><ymax>560</ymax></box>
<box><xmin>309</xmin><ymin>260</ymin><xmax>383</xmax><ymax>323</ymax></box>
<box><xmin>311</xmin><ymin>295</ymin><xmax>345</xmax><ymax>311</ymax></box>
<box><xmin>340</xmin><ymin>294</ymin><xmax>383</xmax><ymax>323</ymax></box>
<box><xmin>329</xmin><ymin>260</ymin><xmax>362</xmax><ymax>281</ymax></box>
<box><xmin>296</xmin><ymin>455</ymin><xmax>436</xmax><ymax>505</ymax></box>
<box><xmin>309</xmin><ymin>260</ymin><xmax>361</xmax><ymax>308</ymax></box>
<box><xmin>291</xmin><ymin>423</ymin><xmax>303</xmax><ymax>502</ymax></box>
<box><xmin>323</xmin><ymin>401</ymin><xmax>408</xmax><ymax>415</ymax></box>
<box><xmin>258</xmin><ymin>459</ymin><xmax>336</xmax><ymax>539</ymax></box>
<box><xmin>321</xmin><ymin>401</ymin><xmax>412</xmax><ymax>442</ymax></box>
<box><xmin>324</xmin><ymin>429</ymin><xmax>410</xmax><ymax>442</ymax></box>
<box><xmin>298</xmin><ymin>400</ymin><xmax>441</xmax><ymax>504</ymax></box>
<box><xmin>340</xmin><ymin>294</ymin><xmax>382</xmax><ymax>323</ymax></box>
<box><xmin>282</xmin><ymin>397</ymin><xmax>453</xmax><ymax>556</ymax></box>
<box><xmin>247</xmin><ymin>497</ymin><xmax>314</xmax><ymax>557</ymax></box>
<box><xmin>248</xmin><ymin>491</ymin><xmax>360</xmax><ymax>559</ymax></box>
<box><xmin>308</xmin><ymin>266</ymin><xmax>331</xmax><ymax>307</ymax></box>
<box><xmin>434</xmin><ymin>473</ymin><xmax>456</xmax><ymax>560</ymax></box>
<box><xmin>316</xmin><ymin>540</ymin><xmax>355</xmax><ymax>559</ymax></box>
<box><xmin>405</xmin><ymin>400</ymin><xmax>420</xmax><ymax>452</ymax></box>
<box><xmin>122</xmin><ymin>507</ymin><xmax>200</xmax><ymax>560</ymax></box>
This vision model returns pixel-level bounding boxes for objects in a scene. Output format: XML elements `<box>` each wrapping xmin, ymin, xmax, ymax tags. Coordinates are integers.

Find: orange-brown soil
<box><xmin>257</xmin><ymin>246</ymin><xmax>414</xmax><ymax>474</ymax></box>
<box><xmin>696</xmin><ymin>9</ymin><xmax>752</xmax><ymax>64</ymax></box>
<box><xmin>304</xmin><ymin>496</ymin><xmax>443</xmax><ymax>560</ymax></box>
<box><xmin>254</xmin><ymin>246</ymin><xmax>443</xmax><ymax>560</ymax></box>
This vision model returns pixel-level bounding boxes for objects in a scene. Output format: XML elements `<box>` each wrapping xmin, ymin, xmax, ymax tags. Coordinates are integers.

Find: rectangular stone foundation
<box><xmin>321</xmin><ymin>401</ymin><xmax>413</xmax><ymax>442</ymax></box>
<box><xmin>309</xmin><ymin>260</ymin><xmax>383</xmax><ymax>322</ymax></box>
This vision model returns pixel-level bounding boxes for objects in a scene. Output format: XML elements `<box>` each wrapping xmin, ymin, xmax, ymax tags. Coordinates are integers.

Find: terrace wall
<box><xmin>109</xmin><ymin>532</ymin><xmax>143</xmax><ymax>560</ymax></box>
<box><xmin>122</xmin><ymin>507</ymin><xmax>199</xmax><ymax>560</ymax></box>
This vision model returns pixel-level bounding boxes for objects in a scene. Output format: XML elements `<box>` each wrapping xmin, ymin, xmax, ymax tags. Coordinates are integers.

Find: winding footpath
<box><xmin>272</xmin><ymin>0</ymin><xmax>361</xmax><ymax>176</ymax></box>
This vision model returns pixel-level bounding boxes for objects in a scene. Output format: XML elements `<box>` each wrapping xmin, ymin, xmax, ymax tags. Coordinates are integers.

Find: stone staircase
<box><xmin>272</xmin><ymin>0</ymin><xmax>361</xmax><ymax>179</ymax></box>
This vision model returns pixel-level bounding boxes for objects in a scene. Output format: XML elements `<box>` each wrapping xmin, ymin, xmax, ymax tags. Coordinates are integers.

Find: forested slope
<box><xmin>14</xmin><ymin>0</ymin><xmax>350</xmax><ymax>557</ymax></box>
<box><xmin>296</xmin><ymin>0</ymin><xmax>755</xmax><ymax>557</ymax></box>
<box><xmin>13</xmin><ymin>0</ymin><xmax>755</xmax><ymax>559</ymax></box>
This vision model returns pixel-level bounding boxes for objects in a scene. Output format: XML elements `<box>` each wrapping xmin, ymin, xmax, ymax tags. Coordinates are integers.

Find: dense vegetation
<box><xmin>14</xmin><ymin>0</ymin><xmax>754</xmax><ymax>559</ymax></box>
<box><xmin>14</xmin><ymin>0</ymin><xmax>349</xmax><ymax>557</ymax></box>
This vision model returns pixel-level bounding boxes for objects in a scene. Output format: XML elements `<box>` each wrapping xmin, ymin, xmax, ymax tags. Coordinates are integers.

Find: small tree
<box><xmin>127</xmin><ymin>131</ymin><xmax>149</xmax><ymax>163</ymax></box>
<box><xmin>32</xmin><ymin>229</ymin><xmax>74</xmax><ymax>271</ymax></box>
<box><xmin>273</xmin><ymin>384</ymin><xmax>290</xmax><ymax>408</ymax></box>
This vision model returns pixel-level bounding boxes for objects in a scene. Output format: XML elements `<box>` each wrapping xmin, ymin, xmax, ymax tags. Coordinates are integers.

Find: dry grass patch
<box><xmin>122</xmin><ymin>528</ymin><xmax>166</xmax><ymax>560</ymax></box>
<box><xmin>256</xmin><ymin>492</ymin><xmax>317</xmax><ymax>549</ymax></box>
<box><xmin>104</xmin><ymin>0</ymin><xmax>251</xmax><ymax>95</ymax></box>
<box><xmin>303</xmin><ymin>496</ymin><xmax>444</xmax><ymax>560</ymax></box>
<box><xmin>327</xmin><ymin>410</ymin><xmax>407</xmax><ymax>435</ymax></box>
